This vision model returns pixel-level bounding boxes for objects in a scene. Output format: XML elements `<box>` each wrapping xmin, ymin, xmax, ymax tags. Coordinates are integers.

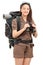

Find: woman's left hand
<box><xmin>32</xmin><ymin>24</ymin><xmax>36</xmax><ymax>28</ymax></box>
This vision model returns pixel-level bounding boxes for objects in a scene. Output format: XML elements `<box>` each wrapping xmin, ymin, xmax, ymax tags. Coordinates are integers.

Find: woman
<box><xmin>12</xmin><ymin>2</ymin><xmax>38</xmax><ymax>65</ymax></box>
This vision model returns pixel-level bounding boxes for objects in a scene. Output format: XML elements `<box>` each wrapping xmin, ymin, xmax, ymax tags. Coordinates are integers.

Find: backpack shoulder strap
<box><xmin>16</xmin><ymin>16</ymin><xmax>21</xmax><ymax>31</ymax></box>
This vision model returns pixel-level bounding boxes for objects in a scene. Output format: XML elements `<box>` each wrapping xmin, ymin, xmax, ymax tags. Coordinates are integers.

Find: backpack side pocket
<box><xmin>5</xmin><ymin>23</ymin><xmax>11</xmax><ymax>38</ymax></box>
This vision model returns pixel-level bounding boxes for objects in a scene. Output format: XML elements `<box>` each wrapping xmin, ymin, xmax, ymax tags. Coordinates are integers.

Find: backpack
<box><xmin>3</xmin><ymin>11</ymin><xmax>21</xmax><ymax>49</ymax></box>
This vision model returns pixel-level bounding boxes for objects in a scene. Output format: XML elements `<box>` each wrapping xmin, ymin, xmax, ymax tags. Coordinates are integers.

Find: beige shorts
<box><xmin>13</xmin><ymin>43</ymin><xmax>34</xmax><ymax>58</ymax></box>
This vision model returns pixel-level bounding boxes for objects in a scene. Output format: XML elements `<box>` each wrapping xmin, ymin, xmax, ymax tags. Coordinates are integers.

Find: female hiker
<box><xmin>12</xmin><ymin>2</ymin><xmax>38</xmax><ymax>65</ymax></box>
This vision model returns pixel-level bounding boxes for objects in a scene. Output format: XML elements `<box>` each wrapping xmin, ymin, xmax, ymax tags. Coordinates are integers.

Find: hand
<box><xmin>24</xmin><ymin>23</ymin><xmax>30</xmax><ymax>30</ymax></box>
<box><xmin>32</xmin><ymin>24</ymin><xmax>36</xmax><ymax>28</ymax></box>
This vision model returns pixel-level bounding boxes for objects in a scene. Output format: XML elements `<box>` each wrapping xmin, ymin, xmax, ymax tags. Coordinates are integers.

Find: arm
<box><xmin>12</xmin><ymin>28</ymin><xmax>26</xmax><ymax>38</ymax></box>
<box><xmin>33</xmin><ymin>27</ymin><xmax>38</xmax><ymax>38</ymax></box>
<box><xmin>12</xmin><ymin>19</ymin><xmax>26</xmax><ymax>38</ymax></box>
<box><xmin>32</xmin><ymin>18</ymin><xmax>38</xmax><ymax>38</ymax></box>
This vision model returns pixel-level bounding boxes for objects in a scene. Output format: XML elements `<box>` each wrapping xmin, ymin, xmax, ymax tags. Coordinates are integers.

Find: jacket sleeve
<box><xmin>32</xmin><ymin>19</ymin><xmax>38</xmax><ymax>37</ymax></box>
<box><xmin>33</xmin><ymin>27</ymin><xmax>38</xmax><ymax>37</ymax></box>
<box><xmin>12</xmin><ymin>18</ymin><xmax>17</xmax><ymax>30</ymax></box>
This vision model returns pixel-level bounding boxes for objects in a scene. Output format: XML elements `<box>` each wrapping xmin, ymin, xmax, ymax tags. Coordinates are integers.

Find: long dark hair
<box><xmin>20</xmin><ymin>2</ymin><xmax>34</xmax><ymax>24</ymax></box>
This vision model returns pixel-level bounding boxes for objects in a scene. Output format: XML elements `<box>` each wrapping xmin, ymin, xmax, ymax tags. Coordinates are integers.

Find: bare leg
<box><xmin>23</xmin><ymin>58</ymin><xmax>31</xmax><ymax>65</ymax></box>
<box><xmin>14</xmin><ymin>58</ymin><xmax>24</xmax><ymax>65</ymax></box>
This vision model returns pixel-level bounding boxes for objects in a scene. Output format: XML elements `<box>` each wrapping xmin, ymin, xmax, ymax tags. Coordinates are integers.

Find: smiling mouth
<box><xmin>24</xmin><ymin>12</ymin><xmax>28</xmax><ymax>13</ymax></box>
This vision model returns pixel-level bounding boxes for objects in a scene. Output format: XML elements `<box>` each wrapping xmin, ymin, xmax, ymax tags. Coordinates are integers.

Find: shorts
<box><xmin>13</xmin><ymin>43</ymin><xmax>34</xmax><ymax>58</ymax></box>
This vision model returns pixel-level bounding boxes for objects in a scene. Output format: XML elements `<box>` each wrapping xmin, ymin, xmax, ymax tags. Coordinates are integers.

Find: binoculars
<box><xmin>26</xmin><ymin>24</ymin><xmax>36</xmax><ymax>33</ymax></box>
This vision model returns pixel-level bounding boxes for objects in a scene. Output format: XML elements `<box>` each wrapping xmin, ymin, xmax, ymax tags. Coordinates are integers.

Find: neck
<box><xmin>21</xmin><ymin>14</ymin><xmax>27</xmax><ymax>22</ymax></box>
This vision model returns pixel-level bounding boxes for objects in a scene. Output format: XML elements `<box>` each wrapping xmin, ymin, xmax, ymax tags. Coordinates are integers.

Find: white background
<box><xmin>0</xmin><ymin>0</ymin><xmax>43</xmax><ymax>65</ymax></box>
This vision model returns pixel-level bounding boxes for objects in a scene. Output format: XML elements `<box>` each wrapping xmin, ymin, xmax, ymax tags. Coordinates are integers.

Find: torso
<box><xmin>17</xmin><ymin>16</ymin><xmax>32</xmax><ymax>40</ymax></box>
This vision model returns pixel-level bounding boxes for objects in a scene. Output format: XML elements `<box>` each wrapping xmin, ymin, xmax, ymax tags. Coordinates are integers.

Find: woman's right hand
<box><xmin>24</xmin><ymin>23</ymin><xmax>30</xmax><ymax>30</ymax></box>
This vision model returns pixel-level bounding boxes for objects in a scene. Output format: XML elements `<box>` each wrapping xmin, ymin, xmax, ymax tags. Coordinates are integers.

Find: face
<box><xmin>20</xmin><ymin>4</ymin><xmax>30</xmax><ymax>16</ymax></box>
